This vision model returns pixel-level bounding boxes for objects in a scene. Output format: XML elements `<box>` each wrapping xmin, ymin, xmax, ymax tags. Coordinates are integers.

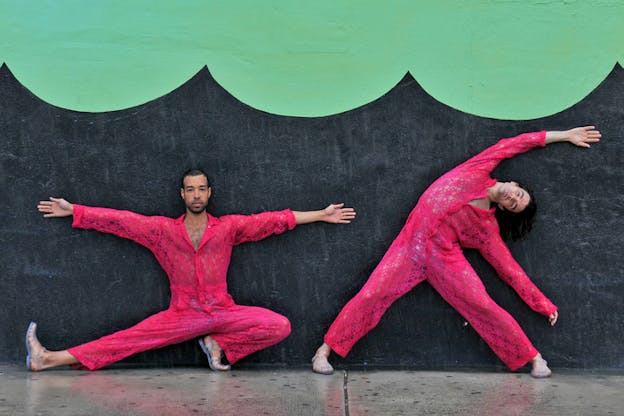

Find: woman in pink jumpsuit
<box><xmin>27</xmin><ymin>170</ymin><xmax>356</xmax><ymax>371</ymax></box>
<box><xmin>312</xmin><ymin>126</ymin><xmax>600</xmax><ymax>377</ymax></box>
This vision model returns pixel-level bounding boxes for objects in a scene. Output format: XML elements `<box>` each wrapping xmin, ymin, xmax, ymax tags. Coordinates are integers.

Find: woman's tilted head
<box><xmin>494</xmin><ymin>182</ymin><xmax>537</xmax><ymax>241</ymax></box>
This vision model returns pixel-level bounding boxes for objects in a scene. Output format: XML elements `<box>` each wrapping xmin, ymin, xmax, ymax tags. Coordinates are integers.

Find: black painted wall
<box><xmin>1</xmin><ymin>63</ymin><xmax>622</xmax><ymax>370</ymax></box>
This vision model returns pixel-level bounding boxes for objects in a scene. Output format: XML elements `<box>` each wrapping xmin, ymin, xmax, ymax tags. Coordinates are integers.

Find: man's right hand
<box><xmin>37</xmin><ymin>197</ymin><xmax>74</xmax><ymax>218</ymax></box>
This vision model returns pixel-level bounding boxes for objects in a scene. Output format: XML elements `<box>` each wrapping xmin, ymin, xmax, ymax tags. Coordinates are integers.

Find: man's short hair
<box><xmin>180</xmin><ymin>169</ymin><xmax>210</xmax><ymax>189</ymax></box>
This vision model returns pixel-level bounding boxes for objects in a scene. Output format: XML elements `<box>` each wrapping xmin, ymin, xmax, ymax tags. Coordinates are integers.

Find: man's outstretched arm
<box><xmin>228</xmin><ymin>203</ymin><xmax>356</xmax><ymax>245</ymax></box>
<box><xmin>37</xmin><ymin>197</ymin><xmax>163</xmax><ymax>248</ymax></box>
<box><xmin>293</xmin><ymin>203</ymin><xmax>356</xmax><ymax>225</ymax></box>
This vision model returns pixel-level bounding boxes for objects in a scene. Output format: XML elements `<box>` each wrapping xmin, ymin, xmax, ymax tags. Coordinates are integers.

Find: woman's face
<box><xmin>496</xmin><ymin>182</ymin><xmax>531</xmax><ymax>213</ymax></box>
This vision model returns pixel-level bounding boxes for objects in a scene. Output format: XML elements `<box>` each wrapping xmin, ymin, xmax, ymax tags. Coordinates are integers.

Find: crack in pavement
<box><xmin>343</xmin><ymin>369</ymin><xmax>350</xmax><ymax>416</ymax></box>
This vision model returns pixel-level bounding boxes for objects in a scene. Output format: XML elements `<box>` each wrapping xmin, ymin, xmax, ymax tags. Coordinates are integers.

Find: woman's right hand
<box><xmin>565</xmin><ymin>126</ymin><xmax>601</xmax><ymax>148</ymax></box>
<box><xmin>545</xmin><ymin>126</ymin><xmax>601</xmax><ymax>147</ymax></box>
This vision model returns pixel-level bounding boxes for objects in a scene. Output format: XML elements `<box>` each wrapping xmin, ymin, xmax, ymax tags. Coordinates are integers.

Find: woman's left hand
<box><xmin>548</xmin><ymin>311</ymin><xmax>558</xmax><ymax>326</ymax></box>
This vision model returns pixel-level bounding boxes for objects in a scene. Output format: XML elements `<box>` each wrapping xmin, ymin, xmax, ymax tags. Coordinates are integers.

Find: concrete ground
<box><xmin>1</xmin><ymin>364</ymin><xmax>622</xmax><ymax>416</ymax></box>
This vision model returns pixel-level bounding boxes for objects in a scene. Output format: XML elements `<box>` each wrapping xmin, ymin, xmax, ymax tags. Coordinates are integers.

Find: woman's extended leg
<box><xmin>313</xmin><ymin>238</ymin><xmax>425</xmax><ymax>374</ymax></box>
<box><xmin>427</xmin><ymin>253</ymin><xmax>548</xmax><ymax>374</ymax></box>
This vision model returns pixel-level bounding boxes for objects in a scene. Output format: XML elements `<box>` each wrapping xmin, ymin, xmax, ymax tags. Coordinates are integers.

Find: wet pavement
<box><xmin>1</xmin><ymin>364</ymin><xmax>622</xmax><ymax>415</ymax></box>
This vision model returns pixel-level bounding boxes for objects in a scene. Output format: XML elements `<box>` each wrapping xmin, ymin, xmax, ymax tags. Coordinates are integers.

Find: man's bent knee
<box><xmin>272</xmin><ymin>315</ymin><xmax>291</xmax><ymax>342</ymax></box>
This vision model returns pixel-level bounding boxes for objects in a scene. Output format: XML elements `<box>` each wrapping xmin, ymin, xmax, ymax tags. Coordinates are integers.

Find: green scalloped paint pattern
<box><xmin>1</xmin><ymin>1</ymin><xmax>623</xmax><ymax>119</ymax></box>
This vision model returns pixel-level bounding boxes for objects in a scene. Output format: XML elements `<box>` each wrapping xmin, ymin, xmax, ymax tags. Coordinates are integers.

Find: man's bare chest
<box><xmin>184</xmin><ymin>223</ymin><xmax>206</xmax><ymax>250</ymax></box>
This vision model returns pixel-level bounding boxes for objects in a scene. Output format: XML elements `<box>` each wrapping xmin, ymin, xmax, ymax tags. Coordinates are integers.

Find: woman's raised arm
<box><xmin>545</xmin><ymin>126</ymin><xmax>601</xmax><ymax>147</ymax></box>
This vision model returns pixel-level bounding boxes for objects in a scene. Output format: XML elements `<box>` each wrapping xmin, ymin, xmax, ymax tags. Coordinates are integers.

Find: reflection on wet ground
<box><xmin>2</xmin><ymin>366</ymin><xmax>343</xmax><ymax>416</ymax></box>
<box><xmin>1</xmin><ymin>365</ymin><xmax>622</xmax><ymax>416</ymax></box>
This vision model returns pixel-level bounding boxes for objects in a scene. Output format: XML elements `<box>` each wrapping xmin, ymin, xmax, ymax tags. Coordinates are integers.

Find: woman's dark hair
<box><xmin>494</xmin><ymin>182</ymin><xmax>537</xmax><ymax>241</ymax></box>
<box><xmin>180</xmin><ymin>168</ymin><xmax>210</xmax><ymax>189</ymax></box>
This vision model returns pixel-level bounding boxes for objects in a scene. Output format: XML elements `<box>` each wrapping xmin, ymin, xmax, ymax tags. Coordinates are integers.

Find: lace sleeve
<box><xmin>460</xmin><ymin>131</ymin><xmax>546</xmax><ymax>174</ymax></box>
<box><xmin>479</xmin><ymin>233</ymin><xmax>557</xmax><ymax>317</ymax></box>
<box><xmin>225</xmin><ymin>209</ymin><xmax>296</xmax><ymax>245</ymax></box>
<box><xmin>72</xmin><ymin>205</ymin><xmax>163</xmax><ymax>249</ymax></box>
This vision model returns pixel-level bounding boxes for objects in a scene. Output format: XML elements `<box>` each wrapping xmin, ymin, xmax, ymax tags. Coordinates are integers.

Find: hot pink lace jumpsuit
<box><xmin>66</xmin><ymin>206</ymin><xmax>296</xmax><ymax>370</ymax></box>
<box><xmin>324</xmin><ymin>131</ymin><xmax>557</xmax><ymax>370</ymax></box>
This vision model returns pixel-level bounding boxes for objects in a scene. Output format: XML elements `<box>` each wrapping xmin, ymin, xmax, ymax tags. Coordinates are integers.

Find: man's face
<box><xmin>181</xmin><ymin>174</ymin><xmax>211</xmax><ymax>214</ymax></box>
<box><xmin>496</xmin><ymin>181</ymin><xmax>530</xmax><ymax>213</ymax></box>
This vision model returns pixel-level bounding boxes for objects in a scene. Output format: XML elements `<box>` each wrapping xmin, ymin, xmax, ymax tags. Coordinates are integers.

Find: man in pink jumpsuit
<box><xmin>312</xmin><ymin>126</ymin><xmax>600</xmax><ymax>378</ymax></box>
<box><xmin>27</xmin><ymin>169</ymin><xmax>356</xmax><ymax>371</ymax></box>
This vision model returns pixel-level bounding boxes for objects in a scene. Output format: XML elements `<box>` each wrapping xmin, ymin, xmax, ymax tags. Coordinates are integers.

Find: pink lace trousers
<box><xmin>68</xmin><ymin>305</ymin><xmax>291</xmax><ymax>370</ymax></box>
<box><xmin>324</xmin><ymin>239</ymin><xmax>538</xmax><ymax>371</ymax></box>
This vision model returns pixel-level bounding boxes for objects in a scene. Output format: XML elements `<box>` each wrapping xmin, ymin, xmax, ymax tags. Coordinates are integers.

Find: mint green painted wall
<box><xmin>1</xmin><ymin>1</ymin><xmax>623</xmax><ymax>118</ymax></box>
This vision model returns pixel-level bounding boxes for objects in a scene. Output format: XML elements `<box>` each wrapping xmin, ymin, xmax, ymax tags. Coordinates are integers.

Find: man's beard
<box><xmin>187</xmin><ymin>201</ymin><xmax>208</xmax><ymax>214</ymax></box>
